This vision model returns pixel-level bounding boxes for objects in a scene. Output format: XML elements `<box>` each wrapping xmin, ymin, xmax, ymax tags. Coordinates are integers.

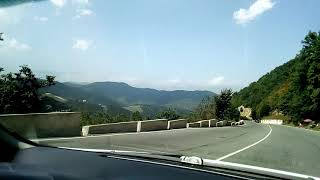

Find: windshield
<box><xmin>1</xmin><ymin>0</ymin><xmax>320</xmax><ymax>178</ymax></box>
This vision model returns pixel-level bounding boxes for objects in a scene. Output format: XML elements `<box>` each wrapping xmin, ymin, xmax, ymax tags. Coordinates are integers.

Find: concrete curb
<box><xmin>0</xmin><ymin>112</ymin><xmax>81</xmax><ymax>138</ymax></box>
<box><xmin>82</xmin><ymin>118</ymin><xmax>246</xmax><ymax>136</ymax></box>
<box><xmin>82</xmin><ymin>121</ymin><xmax>138</xmax><ymax>136</ymax></box>
<box><xmin>199</xmin><ymin>120</ymin><xmax>210</xmax><ymax>127</ymax></box>
<box><xmin>167</xmin><ymin>119</ymin><xmax>187</xmax><ymax>129</ymax></box>
<box><xmin>209</xmin><ymin>119</ymin><xmax>218</xmax><ymax>127</ymax></box>
<box><xmin>187</xmin><ymin>122</ymin><xmax>201</xmax><ymax>128</ymax></box>
<box><xmin>216</xmin><ymin>121</ymin><xmax>224</xmax><ymax>127</ymax></box>
<box><xmin>138</xmin><ymin>119</ymin><xmax>168</xmax><ymax>132</ymax></box>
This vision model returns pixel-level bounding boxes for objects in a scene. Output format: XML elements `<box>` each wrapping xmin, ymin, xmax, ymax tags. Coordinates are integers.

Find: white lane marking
<box><xmin>216</xmin><ymin>124</ymin><xmax>272</xmax><ymax>161</ymax></box>
<box><xmin>203</xmin><ymin>159</ymin><xmax>319</xmax><ymax>179</ymax></box>
<box><xmin>110</xmin><ymin>144</ymin><xmax>171</xmax><ymax>154</ymax></box>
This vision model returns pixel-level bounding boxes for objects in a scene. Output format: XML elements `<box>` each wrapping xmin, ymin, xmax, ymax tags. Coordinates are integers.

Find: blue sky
<box><xmin>0</xmin><ymin>0</ymin><xmax>319</xmax><ymax>92</ymax></box>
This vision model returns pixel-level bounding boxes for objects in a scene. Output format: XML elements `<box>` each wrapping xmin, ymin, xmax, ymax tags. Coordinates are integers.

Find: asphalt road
<box><xmin>38</xmin><ymin>121</ymin><xmax>320</xmax><ymax>177</ymax></box>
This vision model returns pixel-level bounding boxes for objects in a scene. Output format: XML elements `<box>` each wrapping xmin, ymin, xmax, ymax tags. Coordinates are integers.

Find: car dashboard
<box><xmin>0</xmin><ymin>146</ymin><xmax>249</xmax><ymax>180</ymax></box>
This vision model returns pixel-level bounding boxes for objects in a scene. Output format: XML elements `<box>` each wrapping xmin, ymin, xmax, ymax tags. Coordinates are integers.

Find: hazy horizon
<box><xmin>62</xmin><ymin>80</ymin><xmax>218</xmax><ymax>92</ymax></box>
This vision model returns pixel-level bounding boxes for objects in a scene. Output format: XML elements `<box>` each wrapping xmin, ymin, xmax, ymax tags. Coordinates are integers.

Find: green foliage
<box><xmin>156</xmin><ymin>108</ymin><xmax>181</xmax><ymax>120</ymax></box>
<box><xmin>0</xmin><ymin>66</ymin><xmax>55</xmax><ymax>114</ymax></box>
<box><xmin>80</xmin><ymin>112</ymin><xmax>130</xmax><ymax>126</ymax></box>
<box><xmin>215</xmin><ymin>89</ymin><xmax>233</xmax><ymax>120</ymax></box>
<box><xmin>189</xmin><ymin>96</ymin><xmax>216</xmax><ymax>121</ymax></box>
<box><xmin>131</xmin><ymin>111</ymin><xmax>143</xmax><ymax>121</ymax></box>
<box><xmin>76</xmin><ymin>82</ymin><xmax>215</xmax><ymax>111</ymax></box>
<box><xmin>228</xmin><ymin>107</ymin><xmax>240</xmax><ymax>121</ymax></box>
<box><xmin>43</xmin><ymin>81</ymin><xmax>210</xmax><ymax>118</ymax></box>
<box><xmin>232</xmin><ymin>31</ymin><xmax>320</xmax><ymax>123</ymax></box>
<box><xmin>190</xmin><ymin>89</ymin><xmax>239</xmax><ymax>121</ymax></box>
<box><xmin>251</xmin><ymin>109</ymin><xmax>257</xmax><ymax>120</ymax></box>
<box><xmin>124</xmin><ymin>104</ymin><xmax>191</xmax><ymax>119</ymax></box>
<box><xmin>39</xmin><ymin>96</ymin><xmax>70</xmax><ymax>112</ymax></box>
<box><xmin>113</xmin><ymin>113</ymin><xmax>130</xmax><ymax>122</ymax></box>
<box><xmin>257</xmin><ymin>103</ymin><xmax>271</xmax><ymax>118</ymax></box>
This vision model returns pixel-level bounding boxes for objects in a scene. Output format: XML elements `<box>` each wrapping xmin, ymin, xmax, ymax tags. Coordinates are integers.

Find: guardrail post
<box><xmin>137</xmin><ymin>121</ymin><xmax>141</xmax><ymax>132</ymax></box>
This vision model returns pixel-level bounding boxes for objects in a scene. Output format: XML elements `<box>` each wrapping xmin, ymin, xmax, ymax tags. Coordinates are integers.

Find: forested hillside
<box><xmin>39</xmin><ymin>78</ymin><xmax>215</xmax><ymax>123</ymax></box>
<box><xmin>81</xmin><ymin>82</ymin><xmax>215</xmax><ymax>110</ymax></box>
<box><xmin>43</xmin><ymin>81</ymin><xmax>214</xmax><ymax>113</ymax></box>
<box><xmin>232</xmin><ymin>31</ymin><xmax>320</xmax><ymax>123</ymax></box>
<box><xmin>123</xmin><ymin>104</ymin><xmax>191</xmax><ymax>119</ymax></box>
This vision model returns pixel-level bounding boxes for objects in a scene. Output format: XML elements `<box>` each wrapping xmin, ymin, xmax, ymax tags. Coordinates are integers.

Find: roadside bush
<box><xmin>157</xmin><ymin>108</ymin><xmax>180</xmax><ymax>120</ymax></box>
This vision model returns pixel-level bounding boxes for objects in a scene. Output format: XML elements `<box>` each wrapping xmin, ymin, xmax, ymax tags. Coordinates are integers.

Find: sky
<box><xmin>0</xmin><ymin>0</ymin><xmax>320</xmax><ymax>92</ymax></box>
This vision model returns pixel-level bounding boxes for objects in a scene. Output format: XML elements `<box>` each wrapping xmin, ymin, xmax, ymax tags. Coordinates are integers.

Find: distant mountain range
<box><xmin>40</xmin><ymin>81</ymin><xmax>215</xmax><ymax>117</ymax></box>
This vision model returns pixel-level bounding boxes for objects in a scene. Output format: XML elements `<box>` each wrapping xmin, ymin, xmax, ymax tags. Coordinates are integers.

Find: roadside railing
<box><xmin>82</xmin><ymin>118</ymin><xmax>242</xmax><ymax>136</ymax></box>
<box><xmin>0</xmin><ymin>112</ymin><xmax>243</xmax><ymax>138</ymax></box>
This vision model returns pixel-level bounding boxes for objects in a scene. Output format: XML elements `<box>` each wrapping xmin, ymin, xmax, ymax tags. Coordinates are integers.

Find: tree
<box><xmin>226</xmin><ymin>106</ymin><xmax>240</xmax><ymax>121</ymax></box>
<box><xmin>251</xmin><ymin>109</ymin><xmax>257</xmax><ymax>120</ymax></box>
<box><xmin>190</xmin><ymin>89</ymin><xmax>240</xmax><ymax>121</ymax></box>
<box><xmin>257</xmin><ymin>103</ymin><xmax>271</xmax><ymax>118</ymax></box>
<box><xmin>80</xmin><ymin>112</ymin><xmax>92</xmax><ymax>126</ymax></box>
<box><xmin>132</xmin><ymin>111</ymin><xmax>143</xmax><ymax>121</ymax></box>
<box><xmin>197</xmin><ymin>96</ymin><xmax>216</xmax><ymax>120</ymax></box>
<box><xmin>113</xmin><ymin>114</ymin><xmax>130</xmax><ymax>123</ymax></box>
<box><xmin>157</xmin><ymin>108</ymin><xmax>180</xmax><ymax>120</ymax></box>
<box><xmin>189</xmin><ymin>96</ymin><xmax>216</xmax><ymax>121</ymax></box>
<box><xmin>0</xmin><ymin>65</ymin><xmax>55</xmax><ymax>114</ymax></box>
<box><xmin>215</xmin><ymin>89</ymin><xmax>233</xmax><ymax>120</ymax></box>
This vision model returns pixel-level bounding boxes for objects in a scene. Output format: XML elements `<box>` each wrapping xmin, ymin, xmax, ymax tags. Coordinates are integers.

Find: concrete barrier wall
<box><xmin>226</xmin><ymin>121</ymin><xmax>233</xmax><ymax>126</ymax></box>
<box><xmin>216</xmin><ymin>121</ymin><xmax>224</xmax><ymax>127</ymax></box>
<box><xmin>167</xmin><ymin>119</ymin><xmax>187</xmax><ymax>129</ymax></box>
<box><xmin>187</xmin><ymin>122</ymin><xmax>201</xmax><ymax>128</ymax></box>
<box><xmin>261</xmin><ymin>119</ymin><xmax>283</xmax><ymax>125</ymax></box>
<box><xmin>209</xmin><ymin>119</ymin><xmax>218</xmax><ymax>127</ymax></box>
<box><xmin>199</xmin><ymin>120</ymin><xmax>210</xmax><ymax>127</ymax></box>
<box><xmin>138</xmin><ymin>119</ymin><xmax>168</xmax><ymax>132</ymax></box>
<box><xmin>0</xmin><ymin>112</ymin><xmax>81</xmax><ymax>138</ymax></box>
<box><xmin>222</xmin><ymin>120</ymin><xmax>228</xmax><ymax>126</ymax></box>
<box><xmin>82</xmin><ymin>121</ymin><xmax>138</xmax><ymax>136</ymax></box>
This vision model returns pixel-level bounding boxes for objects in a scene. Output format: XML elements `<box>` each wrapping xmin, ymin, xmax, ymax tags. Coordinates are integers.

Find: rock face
<box><xmin>238</xmin><ymin>105</ymin><xmax>252</xmax><ymax>120</ymax></box>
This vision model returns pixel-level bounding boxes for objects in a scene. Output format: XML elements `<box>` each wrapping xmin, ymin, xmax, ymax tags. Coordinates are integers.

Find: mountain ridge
<box><xmin>41</xmin><ymin>81</ymin><xmax>216</xmax><ymax>117</ymax></box>
<box><xmin>81</xmin><ymin>81</ymin><xmax>215</xmax><ymax>109</ymax></box>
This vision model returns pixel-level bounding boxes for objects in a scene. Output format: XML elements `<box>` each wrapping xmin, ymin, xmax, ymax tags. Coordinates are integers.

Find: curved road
<box><xmin>38</xmin><ymin>121</ymin><xmax>320</xmax><ymax>177</ymax></box>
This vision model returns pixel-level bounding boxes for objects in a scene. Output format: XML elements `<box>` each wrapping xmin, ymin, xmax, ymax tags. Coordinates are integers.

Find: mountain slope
<box><xmin>40</xmin><ymin>82</ymin><xmax>119</xmax><ymax>106</ymax></box>
<box><xmin>41</xmin><ymin>81</ymin><xmax>215</xmax><ymax>117</ymax></box>
<box><xmin>40</xmin><ymin>82</ymin><xmax>131</xmax><ymax>115</ymax></box>
<box><xmin>232</xmin><ymin>31</ymin><xmax>320</xmax><ymax>123</ymax></box>
<box><xmin>82</xmin><ymin>82</ymin><xmax>215</xmax><ymax>110</ymax></box>
<box><xmin>123</xmin><ymin>104</ymin><xmax>191</xmax><ymax>118</ymax></box>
